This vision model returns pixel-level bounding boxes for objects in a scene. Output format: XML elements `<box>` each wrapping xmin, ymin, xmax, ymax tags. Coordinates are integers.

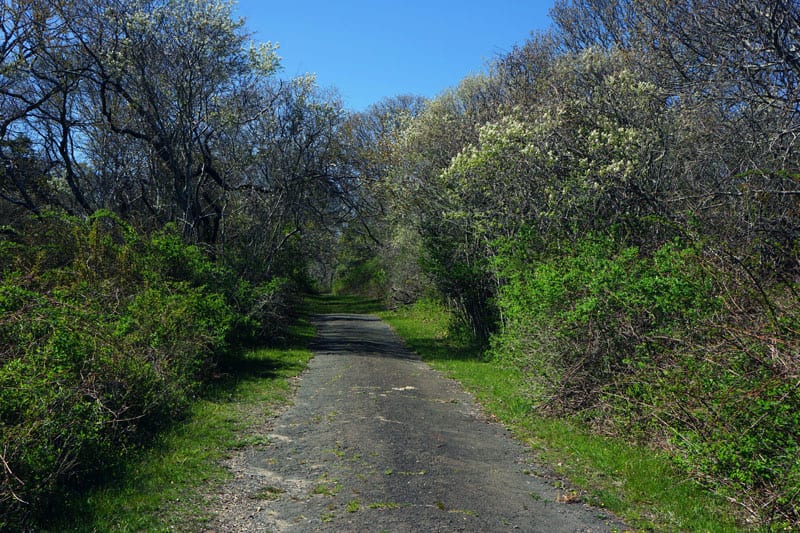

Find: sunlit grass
<box><xmin>303</xmin><ymin>293</ymin><xmax>386</xmax><ymax>314</ymax></box>
<box><xmin>379</xmin><ymin>299</ymin><xmax>742</xmax><ymax>532</ymax></box>
<box><xmin>50</xmin><ymin>321</ymin><xmax>315</xmax><ymax>532</ymax></box>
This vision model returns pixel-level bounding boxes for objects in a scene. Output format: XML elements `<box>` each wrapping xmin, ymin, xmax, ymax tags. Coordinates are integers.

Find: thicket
<box><xmin>0</xmin><ymin>212</ymin><xmax>295</xmax><ymax>529</ymax></box>
<box><xmin>341</xmin><ymin>1</ymin><xmax>800</xmax><ymax>527</ymax></box>
<box><xmin>491</xmin><ymin>231</ymin><xmax>800</xmax><ymax>524</ymax></box>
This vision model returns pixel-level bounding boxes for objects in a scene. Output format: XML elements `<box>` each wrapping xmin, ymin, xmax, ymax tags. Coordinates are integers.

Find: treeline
<box><xmin>1</xmin><ymin>0</ymin><xmax>355</xmax><ymax>273</ymax></box>
<box><xmin>339</xmin><ymin>1</ymin><xmax>800</xmax><ymax>527</ymax></box>
<box><xmin>0</xmin><ymin>0</ymin><xmax>359</xmax><ymax>528</ymax></box>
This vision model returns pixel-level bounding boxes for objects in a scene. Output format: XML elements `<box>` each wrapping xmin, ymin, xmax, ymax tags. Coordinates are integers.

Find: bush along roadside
<box><xmin>488</xmin><ymin>231</ymin><xmax>800</xmax><ymax>528</ymax></box>
<box><xmin>0</xmin><ymin>212</ymin><xmax>296</xmax><ymax>530</ymax></box>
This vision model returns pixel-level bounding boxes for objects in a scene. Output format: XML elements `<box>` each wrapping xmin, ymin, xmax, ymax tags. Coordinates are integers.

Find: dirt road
<box><xmin>206</xmin><ymin>314</ymin><xmax>628</xmax><ymax>532</ymax></box>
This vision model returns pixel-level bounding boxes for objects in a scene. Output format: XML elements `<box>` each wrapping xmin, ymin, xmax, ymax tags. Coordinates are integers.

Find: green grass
<box><xmin>48</xmin><ymin>320</ymin><xmax>315</xmax><ymax>532</ymax></box>
<box><xmin>378</xmin><ymin>299</ymin><xmax>744</xmax><ymax>532</ymax></box>
<box><xmin>303</xmin><ymin>293</ymin><xmax>386</xmax><ymax>314</ymax></box>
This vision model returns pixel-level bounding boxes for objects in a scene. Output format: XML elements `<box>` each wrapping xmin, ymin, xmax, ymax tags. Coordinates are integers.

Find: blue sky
<box><xmin>234</xmin><ymin>1</ymin><xmax>556</xmax><ymax>111</ymax></box>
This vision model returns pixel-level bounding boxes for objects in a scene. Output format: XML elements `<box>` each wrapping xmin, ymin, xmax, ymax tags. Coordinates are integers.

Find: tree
<box><xmin>386</xmin><ymin>75</ymin><xmax>507</xmax><ymax>337</ymax></box>
<box><xmin>56</xmin><ymin>0</ymin><xmax>280</xmax><ymax>242</ymax></box>
<box><xmin>551</xmin><ymin>0</ymin><xmax>800</xmax><ymax>275</ymax></box>
<box><xmin>331</xmin><ymin>95</ymin><xmax>428</xmax><ymax>299</ymax></box>
<box><xmin>0</xmin><ymin>0</ymin><xmax>69</xmax><ymax>216</ymax></box>
<box><xmin>222</xmin><ymin>75</ymin><xmax>350</xmax><ymax>283</ymax></box>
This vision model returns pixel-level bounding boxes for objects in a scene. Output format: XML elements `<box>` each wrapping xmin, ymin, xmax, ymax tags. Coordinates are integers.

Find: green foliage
<box><xmin>490</xmin><ymin>229</ymin><xmax>800</xmax><ymax>525</ymax></box>
<box><xmin>140</xmin><ymin>223</ymin><xmax>296</xmax><ymax>346</ymax></box>
<box><xmin>47</xmin><ymin>332</ymin><xmax>314</xmax><ymax>531</ymax></box>
<box><xmin>333</xmin><ymin>256</ymin><xmax>387</xmax><ymax>298</ymax></box>
<box><xmin>120</xmin><ymin>283</ymin><xmax>233</xmax><ymax>387</ymax></box>
<box><xmin>621</xmin><ymin>293</ymin><xmax>800</xmax><ymax>526</ymax></box>
<box><xmin>0</xmin><ymin>213</ymin><xmax>297</xmax><ymax>529</ymax></box>
<box><xmin>491</xmin><ymin>232</ymin><xmax>716</xmax><ymax>410</ymax></box>
<box><xmin>143</xmin><ymin>224</ymin><xmax>221</xmax><ymax>284</ymax></box>
<box><xmin>419</xmin><ymin>231</ymin><xmax>498</xmax><ymax>342</ymax></box>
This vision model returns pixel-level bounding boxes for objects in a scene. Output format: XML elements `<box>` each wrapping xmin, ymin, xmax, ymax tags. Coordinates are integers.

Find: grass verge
<box><xmin>379</xmin><ymin>299</ymin><xmax>744</xmax><ymax>532</ymax></box>
<box><xmin>48</xmin><ymin>321</ymin><xmax>315</xmax><ymax>532</ymax></box>
<box><xmin>303</xmin><ymin>293</ymin><xmax>386</xmax><ymax>314</ymax></box>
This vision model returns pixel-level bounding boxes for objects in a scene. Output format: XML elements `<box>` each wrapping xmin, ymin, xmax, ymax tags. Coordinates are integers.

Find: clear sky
<box><xmin>233</xmin><ymin>0</ymin><xmax>556</xmax><ymax>112</ymax></box>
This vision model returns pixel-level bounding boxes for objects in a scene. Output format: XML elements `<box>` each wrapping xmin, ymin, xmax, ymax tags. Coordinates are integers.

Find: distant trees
<box><xmin>387</xmin><ymin>76</ymin><xmax>507</xmax><ymax>335</ymax></box>
<box><xmin>331</xmin><ymin>95</ymin><xmax>428</xmax><ymax>299</ymax></box>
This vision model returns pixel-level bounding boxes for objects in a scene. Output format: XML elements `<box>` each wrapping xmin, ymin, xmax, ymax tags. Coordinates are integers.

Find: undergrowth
<box><xmin>47</xmin><ymin>322</ymin><xmax>314</xmax><ymax>531</ymax></box>
<box><xmin>490</xmin><ymin>232</ymin><xmax>800</xmax><ymax>527</ymax></box>
<box><xmin>0</xmin><ymin>212</ymin><xmax>298</xmax><ymax>530</ymax></box>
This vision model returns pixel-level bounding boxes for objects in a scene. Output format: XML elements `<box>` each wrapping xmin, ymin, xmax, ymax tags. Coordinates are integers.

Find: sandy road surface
<box><xmin>206</xmin><ymin>314</ymin><xmax>628</xmax><ymax>532</ymax></box>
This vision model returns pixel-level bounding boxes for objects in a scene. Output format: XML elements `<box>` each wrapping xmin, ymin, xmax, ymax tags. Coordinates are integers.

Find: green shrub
<box><xmin>0</xmin><ymin>212</ymin><xmax>297</xmax><ymax>529</ymax></box>
<box><xmin>143</xmin><ymin>224</ymin><xmax>220</xmax><ymax>286</ymax></box>
<box><xmin>622</xmin><ymin>290</ymin><xmax>800</xmax><ymax>526</ymax></box>
<box><xmin>119</xmin><ymin>283</ymin><xmax>234</xmax><ymax>388</ymax></box>
<box><xmin>0</xmin><ymin>284</ymin><xmax>120</xmax><ymax>525</ymax></box>
<box><xmin>491</xmin><ymin>233</ymin><xmax>715</xmax><ymax>411</ymax></box>
<box><xmin>491</xmin><ymin>230</ymin><xmax>800</xmax><ymax>526</ymax></box>
<box><xmin>141</xmin><ymin>224</ymin><xmax>295</xmax><ymax>346</ymax></box>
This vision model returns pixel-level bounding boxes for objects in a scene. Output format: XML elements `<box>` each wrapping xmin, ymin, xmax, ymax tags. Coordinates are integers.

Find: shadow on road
<box><xmin>310</xmin><ymin>314</ymin><xmax>417</xmax><ymax>359</ymax></box>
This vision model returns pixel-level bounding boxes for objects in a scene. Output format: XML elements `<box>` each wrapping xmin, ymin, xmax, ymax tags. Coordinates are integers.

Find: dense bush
<box><xmin>617</xmin><ymin>269</ymin><xmax>800</xmax><ymax>525</ymax></box>
<box><xmin>490</xmin><ymin>230</ymin><xmax>800</xmax><ymax>525</ymax></box>
<box><xmin>0</xmin><ymin>213</ymin><xmax>293</xmax><ymax>529</ymax></box>
<box><xmin>333</xmin><ymin>256</ymin><xmax>387</xmax><ymax>298</ymax></box>
<box><xmin>491</xmin><ymin>233</ymin><xmax>715</xmax><ymax>411</ymax></box>
<box><xmin>142</xmin><ymin>224</ymin><xmax>296</xmax><ymax>346</ymax></box>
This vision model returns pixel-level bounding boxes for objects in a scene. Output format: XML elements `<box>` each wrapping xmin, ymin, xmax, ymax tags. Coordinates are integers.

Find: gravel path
<box><xmin>206</xmin><ymin>314</ymin><xmax>629</xmax><ymax>532</ymax></box>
